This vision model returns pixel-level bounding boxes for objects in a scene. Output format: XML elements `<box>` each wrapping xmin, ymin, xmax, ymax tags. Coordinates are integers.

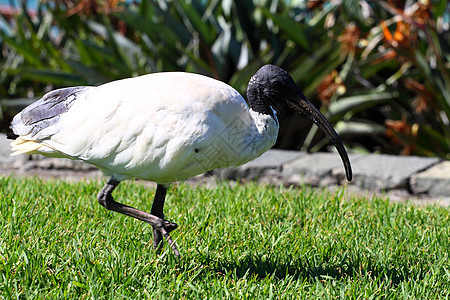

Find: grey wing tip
<box><xmin>11</xmin><ymin>86</ymin><xmax>89</xmax><ymax>139</ymax></box>
<box><xmin>6</xmin><ymin>130</ymin><xmax>19</xmax><ymax>140</ymax></box>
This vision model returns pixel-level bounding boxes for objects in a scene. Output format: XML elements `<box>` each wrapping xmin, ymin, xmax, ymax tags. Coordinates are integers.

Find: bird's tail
<box><xmin>10</xmin><ymin>137</ymin><xmax>44</xmax><ymax>156</ymax></box>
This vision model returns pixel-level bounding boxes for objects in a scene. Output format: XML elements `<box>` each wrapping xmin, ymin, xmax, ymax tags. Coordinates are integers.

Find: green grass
<box><xmin>1</xmin><ymin>176</ymin><xmax>449</xmax><ymax>298</ymax></box>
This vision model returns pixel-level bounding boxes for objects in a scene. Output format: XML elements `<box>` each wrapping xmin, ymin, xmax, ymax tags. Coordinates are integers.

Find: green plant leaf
<box><xmin>10</xmin><ymin>68</ymin><xmax>85</xmax><ymax>86</ymax></box>
<box><xmin>176</xmin><ymin>0</ymin><xmax>216</xmax><ymax>45</ymax></box>
<box><xmin>327</xmin><ymin>92</ymin><xmax>394</xmax><ymax>118</ymax></box>
<box><xmin>334</xmin><ymin>120</ymin><xmax>385</xmax><ymax>136</ymax></box>
<box><xmin>261</xmin><ymin>8</ymin><xmax>309</xmax><ymax>50</ymax></box>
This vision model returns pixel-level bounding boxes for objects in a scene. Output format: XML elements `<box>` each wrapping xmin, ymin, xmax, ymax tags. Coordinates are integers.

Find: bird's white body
<box><xmin>11</xmin><ymin>72</ymin><xmax>279</xmax><ymax>184</ymax></box>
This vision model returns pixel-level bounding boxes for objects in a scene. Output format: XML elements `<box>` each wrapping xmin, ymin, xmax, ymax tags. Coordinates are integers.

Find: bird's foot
<box><xmin>153</xmin><ymin>217</ymin><xmax>180</xmax><ymax>256</ymax></box>
<box><xmin>98</xmin><ymin>181</ymin><xmax>180</xmax><ymax>256</ymax></box>
<box><xmin>163</xmin><ymin>219</ymin><xmax>178</xmax><ymax>233</ymax></box>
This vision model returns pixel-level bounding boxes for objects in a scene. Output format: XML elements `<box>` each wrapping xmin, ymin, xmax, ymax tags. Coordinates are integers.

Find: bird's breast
<box><xmin>175</xmin><ymin>108</ymin><xmax>279</xmax><ymax>180</ymax></box>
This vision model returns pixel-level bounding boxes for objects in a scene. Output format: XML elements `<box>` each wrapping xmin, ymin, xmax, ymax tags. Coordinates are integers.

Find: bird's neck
<box><xmin>232</xmin><ymin>108</ymin><xmax>278</xmax><ymax>165</ymax></box>
<box><xmin>247</xmin><ymin>85</ymin><xmax>276</xmax><ymax>118</ymax></box>
<box><xmin>250</xmin><ymin>99</ymin><xmax>276</xmax><ymax>118</ymax></box>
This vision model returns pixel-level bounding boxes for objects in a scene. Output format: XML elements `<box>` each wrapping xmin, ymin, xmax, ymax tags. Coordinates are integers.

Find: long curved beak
<box><xmin>287</xmin><ymin>93</ymin><xmax>353</xmax><ymax>181</ymax></box>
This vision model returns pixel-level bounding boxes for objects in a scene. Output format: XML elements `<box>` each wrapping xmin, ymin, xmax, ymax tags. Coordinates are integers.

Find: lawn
<box><xmin>1</xmin><ymin>176</ymin><xmax>449</xmax><ymax>298</ymax></box>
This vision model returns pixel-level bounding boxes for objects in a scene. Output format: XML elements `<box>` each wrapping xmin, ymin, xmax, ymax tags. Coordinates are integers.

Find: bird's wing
<box><xmin>10</xmin><ymin>87</ymin><xmax>90</xmax><ymax>156</ymax></box>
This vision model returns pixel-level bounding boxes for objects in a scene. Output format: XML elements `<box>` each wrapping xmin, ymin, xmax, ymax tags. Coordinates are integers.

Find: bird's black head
<box><xmin>247</xmin><ymin>65</ymin><xmax>301</xmax><ymax>116</ymax></box>
<box><xmin>247</xmin><ymin>64</ymin><xmax>353</xmax><ymax>182</ymax></box>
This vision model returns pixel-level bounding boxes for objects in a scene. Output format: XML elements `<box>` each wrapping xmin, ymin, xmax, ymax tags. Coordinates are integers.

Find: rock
<box><xmin>281</xmin><ymin>152</ymin><xmax>363</xmax><ymax>186</ymax></box>
<box><xmin>0</xmin><ymin>133</ymin><xmax>14</xmax><ymax>165</ymax></box>
<box><xmin>410</xmin><ymin>161</ymin><xmax>450</xmax><ymax>197</ymax></box>
<box><xmin>345</xmin><ymin>154</ymin><xmax>440</xmax><ymax>191</ymax></box>
<box><xmin>214</xmin><ymin>149</ymin><xmax>304</xmax><ymax>181</ymax></box>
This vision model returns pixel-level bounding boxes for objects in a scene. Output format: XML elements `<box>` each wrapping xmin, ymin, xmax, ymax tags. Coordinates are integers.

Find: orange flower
<box><xmin>386</xmin><ymin>0</ymin><xmax>432</xmax><ymax>25</ymax></box>
<box><xmin>371</xmin><ymin>49</ymin><xmax>398</xmax><ymax>64</ymax></box>
<box><xmin>404</xmin><ymin>78</ymin><xmax>433</xmax><ymax>113</ymax></box>
<box><xmin>385</xmin><ymin>117</ymin><xmax>417</xmax><ymax>155</ymax></box>
<box><xmin>412</xmin><ymin>1</ymin><xmax>431</xmax><ymax>25</ymax></box>
<box><xmin>338</xmin><ymin>24</ymin><xmax>362</xmax><ymax>54</ymax></box>
<box><xmin>380</xmin><ymin>20</ymin><xmax>412</xmax><ymax>49</ymax></box>
<box><xmin>64</xmin><ymin>0</ymin><xmax>124</xmax><ymax>17</ymax></box>
<box><xmin>376</xmin><ymin>18</ymin><xmax>417</xmax><ymax>64</ymax></box>
<box><xmin>317</xmin><ymin>70</ymin><xmax>346</xmax><ymax>104</ymax></box>
<box><xmin>386</xmin><ymin>118</ymin><xmax>410</xmax><ymax>139</ymax></box>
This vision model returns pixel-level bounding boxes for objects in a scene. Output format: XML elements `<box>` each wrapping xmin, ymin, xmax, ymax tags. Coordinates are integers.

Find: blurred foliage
<box><xmin>0</xmin><ymin>0</ymin><xmax>449</xmax><ymax>158</ymax></box>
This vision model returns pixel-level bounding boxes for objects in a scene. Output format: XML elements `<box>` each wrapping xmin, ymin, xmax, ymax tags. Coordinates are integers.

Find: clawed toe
<box><xmin>164</xmin><ymin>220</ymin><xmax>178</xmax><ymax>233</ymax></box>
<box><xmin>153</xmin><ymin>217</ymin><xmax>180</xmax><ymax>256</ymax></box>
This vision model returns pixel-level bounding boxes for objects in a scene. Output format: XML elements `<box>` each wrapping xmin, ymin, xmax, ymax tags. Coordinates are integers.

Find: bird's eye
<box><xmin>272</xmin><ymin>80</ymin><xmax>283</xmax><ymax>90</ymax></box>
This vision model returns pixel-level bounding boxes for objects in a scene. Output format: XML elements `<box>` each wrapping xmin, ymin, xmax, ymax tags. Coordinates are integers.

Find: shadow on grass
<box><xmin>199</xmin><ymin>252</ymin><xmax>417</xmax><ymax>285</ymax></box>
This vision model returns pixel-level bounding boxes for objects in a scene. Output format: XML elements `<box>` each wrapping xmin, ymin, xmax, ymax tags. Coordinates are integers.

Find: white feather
<box><xmin>13</xmin><ymin>72</ymin><xmax>279</xmax><ymax>184</ymax></box>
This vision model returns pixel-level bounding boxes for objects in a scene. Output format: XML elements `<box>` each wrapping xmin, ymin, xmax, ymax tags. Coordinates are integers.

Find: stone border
<box><xmin>210</xmin><ymin>150</ymin><xmax>450</xmax><ymax>205</ymax></box>
<box><xmin>1</xmin><ymin>134</ymin><xmax>449</xmax><ymax>204</ymax></box>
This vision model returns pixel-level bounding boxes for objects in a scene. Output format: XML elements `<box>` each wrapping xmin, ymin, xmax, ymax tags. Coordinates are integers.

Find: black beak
<box><xmin>288</xmin><ymin>93</ymin><xmax>353</xmax><ymax>181</ymax></box>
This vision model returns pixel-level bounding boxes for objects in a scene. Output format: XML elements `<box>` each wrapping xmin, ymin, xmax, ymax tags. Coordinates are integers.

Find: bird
<box><xmin>9</xmin><ymin>65</ymin><xmax>352</xmax><ymax>256</ymax></box>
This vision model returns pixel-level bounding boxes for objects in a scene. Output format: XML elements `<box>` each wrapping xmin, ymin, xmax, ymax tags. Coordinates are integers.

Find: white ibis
<box><xmin>9</xmin><ymin>65</ymin><xmax>352</xmax><ymax>256</ymax></box>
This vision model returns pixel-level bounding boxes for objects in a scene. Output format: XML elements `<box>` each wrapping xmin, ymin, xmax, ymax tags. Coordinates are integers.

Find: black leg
<box><xmin>97</xmin><ymin>179</ymin><xmax>179</xmax><ymax>256</ymax></box>
<box><xmin>151</xmin><ymin>184</ymin><xmax>169</xmax><ymax>252</ymax></box>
